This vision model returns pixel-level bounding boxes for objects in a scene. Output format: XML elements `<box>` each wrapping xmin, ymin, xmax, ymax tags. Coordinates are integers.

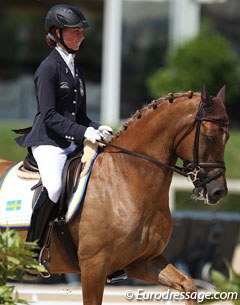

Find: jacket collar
<box><xmin>51</xmin><ymin>49</ymin><xmax>76</xmax><ymax>83</ymax></box>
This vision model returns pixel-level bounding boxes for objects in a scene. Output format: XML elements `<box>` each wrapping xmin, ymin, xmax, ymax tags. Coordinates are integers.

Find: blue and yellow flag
<box><xmin>5</xmin><ymin>200</ymin><xmax>22</xmax><ymax>211</ymax></box>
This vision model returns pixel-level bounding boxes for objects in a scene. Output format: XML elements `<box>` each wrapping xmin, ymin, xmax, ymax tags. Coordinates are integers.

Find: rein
<box><xmin>98</xmin><ymin>139</ymin><xmax>188</xmax><ymax>177</ymax></box>
<box><xmin>99</xmin><ymin>100</ymin><xmax>229</xmax><ymax>188</ymax></box>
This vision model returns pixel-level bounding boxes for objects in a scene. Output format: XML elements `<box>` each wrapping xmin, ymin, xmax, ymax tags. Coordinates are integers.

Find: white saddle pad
<box><xmin>0</xmin><ymin>154</ymin><xmax>97</xmax><ymax>228</ymax></box>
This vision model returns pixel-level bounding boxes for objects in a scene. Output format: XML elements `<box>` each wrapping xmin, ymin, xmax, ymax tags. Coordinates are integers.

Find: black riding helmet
<box><xmin>45</xmin><ymin>4</ymin><xmax>89</xmax><ymax>53</ymax></box>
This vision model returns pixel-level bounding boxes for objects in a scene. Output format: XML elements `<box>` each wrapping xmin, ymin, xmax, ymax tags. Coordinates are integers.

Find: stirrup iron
<box><xmin>37</xmin><ymin>220</ymin><xmax>54</xmax><ymax>278</ymax></box>
<box><xmin>106</xmin><ymin>270</ymin><xmax>128</xmax><ymax>284</ymax></box>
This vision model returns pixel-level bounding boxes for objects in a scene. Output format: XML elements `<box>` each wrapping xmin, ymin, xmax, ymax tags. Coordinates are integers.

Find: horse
<box><xmin>0</xmin><ymin>85</ymin><xmax>229</xmax><ymax>305</ymax></box>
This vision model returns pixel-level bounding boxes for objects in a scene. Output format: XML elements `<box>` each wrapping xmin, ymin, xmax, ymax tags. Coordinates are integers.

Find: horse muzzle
<box><xmin>192</xmin><ymin>170</ymin><xmax>228</xmax><ymax>205</ymax></box>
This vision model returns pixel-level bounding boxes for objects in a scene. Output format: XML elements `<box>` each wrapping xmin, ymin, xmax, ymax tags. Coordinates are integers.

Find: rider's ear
<box><xmin>201</xmin><ymin>84</ymin><xmax>211</xmax><ymax>103</ymax></box>
<box><xmin>55</xmin><ymin>28</ymin><xmax>61</xmax><ymax>39</ymax></box>
<box><xmin>216</xmin><ymin>85</ymin><xmax>226</xmax><ymax>104</ymax></box>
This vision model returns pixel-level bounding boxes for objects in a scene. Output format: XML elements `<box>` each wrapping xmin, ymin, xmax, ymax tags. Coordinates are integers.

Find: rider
<box><xmin>16</xmin><ymin>4</ymin><xmax>112</xmax><ymax>262</ymax></box>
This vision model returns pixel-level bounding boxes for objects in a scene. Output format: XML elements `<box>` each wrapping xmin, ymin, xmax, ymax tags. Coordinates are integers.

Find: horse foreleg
<box><xmin>80</xmin><ymin>259</ymin><xmax>106</xmax><ymax>305</ymax></box>
<box><xmin>126</xmin><ymin>255</ymin><xmax>198</xmax><ymax>305</ymax></box>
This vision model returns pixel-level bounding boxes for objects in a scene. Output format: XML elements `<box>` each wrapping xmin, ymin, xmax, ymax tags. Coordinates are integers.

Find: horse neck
<box><xmin>105</xmin><ymin>96</ymin><xmax>200</xmax><ymax>211</ymax></box>
<box><xmin>111</xmin><ymin>95</ymin><xmax>199</xmax><ymax>166</ymax></box>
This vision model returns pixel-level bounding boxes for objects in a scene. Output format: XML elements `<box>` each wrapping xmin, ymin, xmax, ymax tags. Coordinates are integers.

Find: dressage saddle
<box><xmin>23</xmin><ymin>147</ymin><xmax>83</xmax><ymax>206</ymax></box>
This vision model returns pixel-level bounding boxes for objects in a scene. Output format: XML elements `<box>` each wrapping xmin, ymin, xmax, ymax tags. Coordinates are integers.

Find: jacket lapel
<box><xmin>52</xmin><ymin>49</ymin><xmax>75</xmax><ymax>85</ymax></box>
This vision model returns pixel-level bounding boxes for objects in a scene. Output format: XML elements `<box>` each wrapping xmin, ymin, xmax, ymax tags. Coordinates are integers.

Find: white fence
<box><xmin>169</xmin><ymin>176</ymin><xmax>240</xmax><ymax>210</ymax></box>
<box><xmin>15</xmin><ymin>285</ymin><xmax>179</xmax><ymax>305</ymax></box>
<box><xmin>16</xmin><ymin>284</ymin><xmax>230</xmax><ymax>305</ymax></box>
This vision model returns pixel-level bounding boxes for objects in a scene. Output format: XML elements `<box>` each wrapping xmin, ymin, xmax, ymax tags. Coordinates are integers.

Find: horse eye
<box><xmin>204</xmin><ymin>135</ymin><xmax>215</xmax><ymax>143</ymax></box>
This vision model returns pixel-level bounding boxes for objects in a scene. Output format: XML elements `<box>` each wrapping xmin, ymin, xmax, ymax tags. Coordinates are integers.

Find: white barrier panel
<box><xmin>15</xmin><ymin>284</ymin><xmax>231</xmax><ymax>305</ymax></box>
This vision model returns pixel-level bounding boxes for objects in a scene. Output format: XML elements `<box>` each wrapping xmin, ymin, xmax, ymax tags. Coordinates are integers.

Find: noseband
<box><xmin>99</xmin><ymin>100</ymin><xmax>229</xmax><ymax>188</ymax></box>
<box><xmin>180</xmin><ymin>100</ymin><xmax>229</xmax><ymax>188</ymax></box>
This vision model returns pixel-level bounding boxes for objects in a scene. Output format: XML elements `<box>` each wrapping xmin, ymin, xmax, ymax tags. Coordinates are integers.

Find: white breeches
<box><xmin>32</xmin><ymin>143</ymin><xmax>77</xmax><ymax>203</ymax></box>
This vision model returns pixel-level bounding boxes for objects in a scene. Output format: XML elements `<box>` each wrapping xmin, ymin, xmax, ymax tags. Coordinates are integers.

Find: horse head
<box><xmin>175</xmin><ymin>85</ymin><xmax>229</xmax><ymax>205</ymax></box>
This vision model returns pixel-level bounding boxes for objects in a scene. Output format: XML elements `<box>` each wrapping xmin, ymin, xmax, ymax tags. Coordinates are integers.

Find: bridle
<box><xmin>178</xmin><ymin>100</ymin><xmax>229</xmax><ymax>187</ymax></box>
<box><xmin>99</xmin><ymin>100</ymin><xmax>229</xmax><ymax>188</ymax></box>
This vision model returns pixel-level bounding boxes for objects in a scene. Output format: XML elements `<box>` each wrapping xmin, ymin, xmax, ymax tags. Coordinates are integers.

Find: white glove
<box><xmin>98</xmin><ymin>125</ymin><xmax>113</xmax><ymax>143</ymax></box>
<box><xmin>84</xmin><ymin>127</ymin><xmax>101</xmax><ymax>144</ymax></box>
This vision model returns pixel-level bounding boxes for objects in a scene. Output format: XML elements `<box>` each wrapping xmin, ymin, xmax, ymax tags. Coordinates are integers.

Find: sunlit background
<box><xmin>1</xmin><ymin>0</ymin><xmax>240</xmax><ymax>124</ymax></box>
<box><xmin>0</xmin><ymin>0</ymin><xmax>240</xmax><ymax>301</ymax></box>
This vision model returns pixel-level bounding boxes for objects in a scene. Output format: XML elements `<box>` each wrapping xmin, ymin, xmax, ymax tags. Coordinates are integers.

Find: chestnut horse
<box><xmin>0</xmin><ymin>85</ymin><xmax>229</xmax><ymax>305</ymax></box>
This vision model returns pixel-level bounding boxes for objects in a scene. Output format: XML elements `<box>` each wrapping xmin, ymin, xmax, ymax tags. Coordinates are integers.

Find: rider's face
<box><xmin>57</xmin><ymin>27</ymin><xmax>85</xmax><ymax>51</ymax></box>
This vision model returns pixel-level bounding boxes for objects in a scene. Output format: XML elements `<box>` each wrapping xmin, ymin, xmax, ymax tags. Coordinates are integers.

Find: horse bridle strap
<box><xmin>99</xmin><ymin>138</ymin><xmax>226</xmax><ymax>188</ymax></box>
<box><xmin>189</xmin><ymin>101</ymin><xmax>228</xmax><ymax>170</ymax></box>
<box><xmin>98</xmin><ymin>139</ymin><xmax>189</xmax><ymax>177</ymax></box>
<box><xmin>182</xmin><ymin>100</ymin><xmax>228</xmax><ymax>187</ymax></box>
<box><xmin>98</xmin><ymin>100</ymin><xmax>228</xmax><ymax>186</ymax></box>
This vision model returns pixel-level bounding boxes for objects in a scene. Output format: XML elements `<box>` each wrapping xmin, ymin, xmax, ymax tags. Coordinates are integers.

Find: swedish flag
<box><xmin>6</xmin><ymin>200</ymin><xmax>22</xmax><ymax>211</ymax></box>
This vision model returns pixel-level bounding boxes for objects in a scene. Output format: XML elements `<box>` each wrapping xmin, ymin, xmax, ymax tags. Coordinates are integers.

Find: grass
<box><xmin>0</xmin><ymin>121</ymin><xmax>29</xmax><ymax>162</ymax></box>
<box><xmin>175</xmin><ymin>192</ymin><xmax>240</xmax><ymax>212</ymax></box>
<box><xmin>224</xmin><ymin>129</ymin><xmax>240</xmax><ymax>179</ymax></box>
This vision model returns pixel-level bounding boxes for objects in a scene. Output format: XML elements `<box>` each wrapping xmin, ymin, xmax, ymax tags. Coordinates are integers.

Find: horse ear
<box><xmin>216</xmin><ymin>85</ymin><xmax>226</xmax><ymax>104</ymax></box>
<box><xmin>201</xmin><ymin>84</ymin><xmax>211</xmax><ymax>103</ymax></box>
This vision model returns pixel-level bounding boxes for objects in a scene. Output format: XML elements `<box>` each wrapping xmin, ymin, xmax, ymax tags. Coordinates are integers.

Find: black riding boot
<box><xmin>25</xmin><ymin>187</ymin><xmax>57</xmax><ymax>278</ymax></box>
<box><xmin>26</xmin><ymin>187</ymin><xmax>57</xmax><ymax>247</ymax></box>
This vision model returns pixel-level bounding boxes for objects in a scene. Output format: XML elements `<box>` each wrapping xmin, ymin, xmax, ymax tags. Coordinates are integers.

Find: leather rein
<box><xmin>99</xmin><ymin>100</ymin><xmax>229</xmax><ymax>188</ymax></box>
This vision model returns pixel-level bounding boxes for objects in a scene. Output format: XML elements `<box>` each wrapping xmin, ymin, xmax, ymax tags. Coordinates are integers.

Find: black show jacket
<box><xmin>16</xmin><ymin>49</ymin><xmax>100</xmax><ymax>148</ymax></box>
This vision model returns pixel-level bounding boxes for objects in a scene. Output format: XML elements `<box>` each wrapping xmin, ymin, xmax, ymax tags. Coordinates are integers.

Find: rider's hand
<box><xmin>98</xmin><ymin>125</ymin><xmax>113</xmax><ymax>143</ymax></box>
<box><xmin>84</xmin><ymin>127</ymin><xmax>101</xmax><ymax>144</ymax></box>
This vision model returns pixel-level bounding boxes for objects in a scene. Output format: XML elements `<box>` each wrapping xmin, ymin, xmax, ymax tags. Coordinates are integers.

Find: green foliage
<box><xmin>209</xmin><ymin>266</ymin><xmax>240</xmax><ymax>305</ymax></box>
<box><xmin>0</xmin><ymin>228</ymin><xmax>46</xmax><ymax>305</ymax></box>
<box><xmin>147</xmin><ymin>23</ymin><xmax>240</xmax><ymax>105</ymax></box>
<box><xmin>0</xmin><ymin>286</ymin><xmax>28</xmax><ymax>305</ymax></box>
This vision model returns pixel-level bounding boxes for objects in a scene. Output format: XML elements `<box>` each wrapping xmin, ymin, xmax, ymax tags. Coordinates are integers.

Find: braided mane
<box><xmin>115</xmin><ymin>90</ymin><xmax>200</xmax><ymax>138</ymax></box>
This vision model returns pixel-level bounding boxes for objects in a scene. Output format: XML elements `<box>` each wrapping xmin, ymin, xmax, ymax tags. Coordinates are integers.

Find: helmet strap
<box><xmin>49</xmin><ymin>29</ymin><xmax>77</xmax><ymax>54</ymax></box>
<box><xmin>59</xmin><ymin>29</ymin><xmax>76</xmax><ymax>54</ymax></box>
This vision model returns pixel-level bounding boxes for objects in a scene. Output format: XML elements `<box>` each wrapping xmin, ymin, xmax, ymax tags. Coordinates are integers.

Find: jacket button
<box><xmin>72</xmin><ymin>112</ymin><xmax>75</xmax><ymax>116</ymax></box>
<box><xmin>73</xmin><ymin>101</ymin><xmax>76</xmax><ymax>104</ymax></box>
<box><xmin>74</xmin><ymin>89</ymin><xmax>77</xmax><ymax>93</ymax></box>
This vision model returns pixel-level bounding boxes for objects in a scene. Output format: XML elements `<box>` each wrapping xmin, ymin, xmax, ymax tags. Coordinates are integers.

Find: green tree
<box><xmin>0</xmin><ymin>228</ymin><xmax>45</xmax><ymax>305</ymax></box>
<box><xmin>147</xmin><ymin>24</ymin><xmax>240</xmax><ymax>106</ymax></box>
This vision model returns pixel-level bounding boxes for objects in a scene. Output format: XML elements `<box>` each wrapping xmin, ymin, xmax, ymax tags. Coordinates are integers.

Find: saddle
<box><xmin>23</xmin><ymin>147</ymin><xmax>83</xmax><ymax>208</ymax></box>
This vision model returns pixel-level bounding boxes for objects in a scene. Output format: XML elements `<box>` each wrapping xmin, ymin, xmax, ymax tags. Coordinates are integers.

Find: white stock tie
<box><xmin>67</xmin><ymin>54</ymin><xmax>75</xmax><ymax>77</ymax></box>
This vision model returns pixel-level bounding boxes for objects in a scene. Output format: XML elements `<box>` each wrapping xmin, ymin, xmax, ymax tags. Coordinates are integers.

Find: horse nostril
<box><xmin>213</xmin><ymin>188</ymin><xmax>227</xmax><ymax>199</ymax></box>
